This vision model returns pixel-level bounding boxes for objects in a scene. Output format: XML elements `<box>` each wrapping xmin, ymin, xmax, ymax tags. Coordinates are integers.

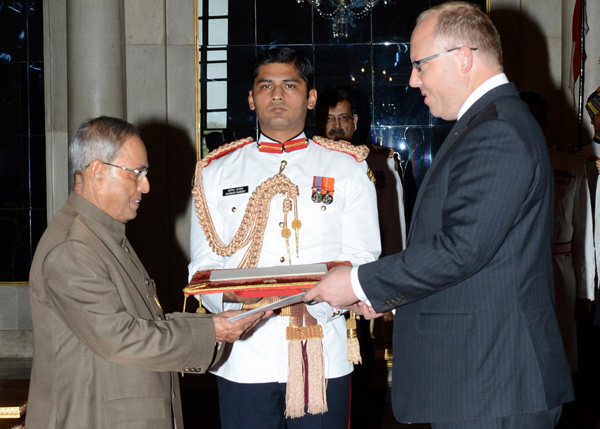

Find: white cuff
<box><xmin>350</xmin><ymin>266</ymin><xmax>371</xmax><ymax>306</ymax></box>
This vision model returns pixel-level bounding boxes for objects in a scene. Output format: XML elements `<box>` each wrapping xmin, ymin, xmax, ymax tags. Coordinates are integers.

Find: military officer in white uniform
<box><xmin>549</xmin><ymin>149</ymin><xmax>595</xmax><ymax>370</ymax></box>
<box><xmin>580</xmin><ymin>87</ymin><xmax>600</xmax><ymax>206</ymax></box>
<box><xmin>188</xmin><ymin>48</ymin><xmax>380</xmax><ymax>429</ymax></box>
<box><xmin>521</xmin><ymin>90</ymin><xmax>596</xmax><ymax>371</ymax></box>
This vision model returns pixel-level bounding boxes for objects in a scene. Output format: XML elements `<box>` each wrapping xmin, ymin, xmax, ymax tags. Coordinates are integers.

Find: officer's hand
<box><xmin>212</xmin><ymin>310</ymin><xmax>272</xmax><ymax>342</ymax></box>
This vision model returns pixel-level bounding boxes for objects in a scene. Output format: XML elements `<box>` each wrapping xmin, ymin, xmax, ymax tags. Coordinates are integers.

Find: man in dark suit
<box><xmin>305</xmin><ymin>2</ymin><xmax>574</xmax><ymax>427</ymax></box>
<box><xmin>26</xmin><ymin>116</ymin><xmax>267</xmax><ymax>428</ymax></box>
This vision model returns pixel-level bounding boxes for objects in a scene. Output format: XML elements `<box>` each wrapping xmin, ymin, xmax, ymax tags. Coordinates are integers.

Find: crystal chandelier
<box><xmin>297</xmin><ymin>0</ymin><xmax>388</xmax><ymax>39</ymax></box>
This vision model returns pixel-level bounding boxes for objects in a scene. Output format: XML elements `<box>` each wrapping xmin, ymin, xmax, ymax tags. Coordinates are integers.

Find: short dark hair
<box><xmin>314</xmin><ymin>89</ymin><xmax>356</xmax><ymax>136</ymax></box>
<box><xmin>315</xmin><ymin>88</ymin><xmax>356</xmax><ymax>120</ymax></box>
<box><xmin>249</xmin><ymin>47</ymin><xmax>314</xmax><ymax>90</ymax></box>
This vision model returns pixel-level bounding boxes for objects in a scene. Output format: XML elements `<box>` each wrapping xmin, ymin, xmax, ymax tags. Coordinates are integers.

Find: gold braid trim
<box><xmin>201</xmin><ymin>137</ymin><xmax>254</xmax><ymax>168</ymax></box>
<box><xmin>367</xmin><ymin>143</ymin><xmax>395</xmax><ymax>158</ymax></box>
<box><xmin>346</xmin><ymin>310</ymin><xmax>362</xmax><ymax>364</ymax></box>
<box><xmin>312</xmin><ymin>136</ymin><xmax>369</xmax><ymax>162</ymax></box>
<box><xmin>284</xmin><ymin>303</ymin><xmax>327</xmax><ymax>418</ymax></box>
<box><xmin>286</xmin><ymin>324</ymin><xmax>323</xmax><ymax>340</ymax></box>
<box><xmin>192</xmin><ymin>157</ymin><xmax>299</xmax><ymax>270</ymax></box>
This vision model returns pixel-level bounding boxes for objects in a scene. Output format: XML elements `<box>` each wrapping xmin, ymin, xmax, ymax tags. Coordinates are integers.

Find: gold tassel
<box><xmin>346</xmin><ymin>310</ymin><xmax>362</xmax><ymax>364</ymax></box>
<box><xmin>285</xmin><ymin>305</ymin><xmax>327</xmax><ymax>418</ymax></box>
<box><xmin>285</xmin><ymin>335</ymin><xmax>306</xmax><ymax>418</ymax></box>
<box><xmin>306</xmin><ymin>337</ymin><xmax>327</xmax><ymax>415</ymax></box>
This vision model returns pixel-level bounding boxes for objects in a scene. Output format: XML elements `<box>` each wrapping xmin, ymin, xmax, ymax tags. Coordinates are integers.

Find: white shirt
<box><xmin>457</xmin><ymin>73</ymin><xmax>509</xmax><ymax>120</ymax></box>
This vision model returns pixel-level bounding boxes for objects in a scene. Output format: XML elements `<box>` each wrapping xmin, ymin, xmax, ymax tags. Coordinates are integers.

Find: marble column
<box><xmin>67</xmin><ymin>0</ymin><xmax>125</xmax><ymax>140</ymax></box>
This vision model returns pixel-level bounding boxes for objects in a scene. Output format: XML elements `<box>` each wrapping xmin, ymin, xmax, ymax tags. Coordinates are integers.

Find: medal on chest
<box><xmin>311</xmin><ymin>176</ymin><xmax>335</xmax><ymax>205</ymax></box>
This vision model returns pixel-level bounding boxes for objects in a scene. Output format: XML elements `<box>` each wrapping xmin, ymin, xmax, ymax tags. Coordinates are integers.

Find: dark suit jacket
<box><xmin>358</xmin><ymin>83</ymin><xmax>574</xmax><ymax>423</ymax></box>
<box><xmin>27</xmin><ymin>193</ymin><xmax>221</xmax><ymax>429</ymax></box>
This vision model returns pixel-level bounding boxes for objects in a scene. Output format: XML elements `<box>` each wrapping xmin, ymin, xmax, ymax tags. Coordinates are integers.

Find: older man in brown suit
<box><xmin>26</xmin><ymin>116</ymin><xmax>267</xmax><ymax>429</ymax></box>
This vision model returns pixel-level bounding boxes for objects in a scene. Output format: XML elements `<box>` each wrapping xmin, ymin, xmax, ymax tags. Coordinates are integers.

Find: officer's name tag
<box><xmin>223</xmin><ymin>186</ymin><xmax>249</xmax><ymax>196</ymax></box>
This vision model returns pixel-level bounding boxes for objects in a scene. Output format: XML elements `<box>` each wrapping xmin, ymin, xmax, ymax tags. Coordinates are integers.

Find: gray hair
<box><xmin>69</xmin><ymin>116</ymin><xmax>139</xmax><ymax>177</ymax></box>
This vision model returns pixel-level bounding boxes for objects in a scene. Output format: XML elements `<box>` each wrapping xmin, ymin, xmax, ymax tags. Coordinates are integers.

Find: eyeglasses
<box><xmin>102</xmin><ymin>162</ymin><xmax>149</xmax><ymax>180</ymax></box>
<box><xmin>411</xmin><ymin>46</ymin><xmax>478</xmax><ymax>72</ymax></box>
<box><xmin>326</xmin><ymin>114</ymin><xmax>354</xmax><ymax>123</ymax></box>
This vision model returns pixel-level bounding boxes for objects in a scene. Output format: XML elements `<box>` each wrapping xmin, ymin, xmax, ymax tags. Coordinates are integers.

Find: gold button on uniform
<box><xmin>231</xmin><ymin>207</ymin><xmax>236</xmax><ymax>212</ymax></box>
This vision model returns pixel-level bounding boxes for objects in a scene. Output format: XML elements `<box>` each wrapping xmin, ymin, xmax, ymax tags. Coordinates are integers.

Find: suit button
<box><xmin>124</xmin><ymin>246</ymin><xmax>130</xmax><ymax>254</ymax></box>
<box><xmin>331</xmin><ymin>311</ymin><xmax>340</xmax><ymax>317</ymax></box>
<box><xmin>280</xmin><ymin>256</ymin><xmax>286</xmax><ymax>263</ymax></box>
<box><xmin>144</xmin><ymin>278</ymin><xmax>149</xmax><ymax>285</ymax></box>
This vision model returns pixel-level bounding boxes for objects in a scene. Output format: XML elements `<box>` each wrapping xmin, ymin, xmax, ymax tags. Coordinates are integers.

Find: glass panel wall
<box><xmin>197</xmin><ymin>0</ymin><xmax>487</xmax><ymax>221</ymax></box>
<box><xmin>0</xmin><ymin>0</ymin><xmax>46</xmax><ymax>282</ymax></box>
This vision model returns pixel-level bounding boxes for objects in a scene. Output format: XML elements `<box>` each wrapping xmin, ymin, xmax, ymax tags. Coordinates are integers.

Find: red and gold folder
<box><xmin>183</xmin><ymin>261</ymin><xmax>351</xmax><ymax>298</ymax></box>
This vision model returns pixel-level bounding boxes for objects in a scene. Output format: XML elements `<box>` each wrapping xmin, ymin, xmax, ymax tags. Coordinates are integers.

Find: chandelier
<box><xmin>297</xmin><ymin>0</ymin><xmax>388</xmax><ymax>39</ymax></box>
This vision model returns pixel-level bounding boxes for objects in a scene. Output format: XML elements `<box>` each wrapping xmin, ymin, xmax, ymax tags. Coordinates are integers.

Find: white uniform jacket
<box><xmin>550</xmin><ymin>149</ymin><xmax>595</xmax><ymax>300</ymax></box>
<box><xmin>550</xmin><ymin>150</ymin><xmax>595</xmax><ymax>370</ymax></box>
<box><xmin>189</xmin><ymin>133</ymin><xmax>381</xmax><ymax>384</ymax></box>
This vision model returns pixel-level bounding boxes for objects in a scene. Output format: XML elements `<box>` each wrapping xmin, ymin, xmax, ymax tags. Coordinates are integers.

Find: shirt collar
<box><xmin>257</xmin><ymin>132</ymin><xmax>309</xmax><ymax>153</ymax></box>
<box><xmin>457</xmin><ymin>73</ymin><xmax>509</xmax><ymax>120</ymax></box>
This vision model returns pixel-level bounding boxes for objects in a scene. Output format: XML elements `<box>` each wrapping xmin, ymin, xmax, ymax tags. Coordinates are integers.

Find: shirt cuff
<box><xmin>350</xmin><ymin>266</ymin><xmax>371</xmax><ymax>306</ymax></box>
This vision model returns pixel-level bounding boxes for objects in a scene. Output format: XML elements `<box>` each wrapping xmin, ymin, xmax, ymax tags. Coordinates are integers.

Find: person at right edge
<box><xmin>305</xmin><ymin>2</ymin><xmax>575</xmax><ymax>428</ymax></box>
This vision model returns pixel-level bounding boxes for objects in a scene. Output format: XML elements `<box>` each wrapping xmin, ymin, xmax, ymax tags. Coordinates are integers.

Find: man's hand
<box><xmin>304</xmin><ymin>265</ymin><xmax>358</xmax><ymax>308</ymax></box>
<box><xmin>212</xmin><ymin>310</ymin><xmax>272</xmax><ymax>343</ymax></box>
<box><xmin>223</xmin><ymin>292</ymin><xmax>262</xmax><ymax>305</ymax></box>
<box><xmin>348</xmin><ymin>301</ymin><xmax>383</xmax><ymax>320</ymax></box>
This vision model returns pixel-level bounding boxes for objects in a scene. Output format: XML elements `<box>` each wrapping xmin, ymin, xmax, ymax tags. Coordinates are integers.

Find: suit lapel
<box><xmin>407</xmin><ymin>83</ymin><xmax>516</xmax><ymax>243</ymax></box>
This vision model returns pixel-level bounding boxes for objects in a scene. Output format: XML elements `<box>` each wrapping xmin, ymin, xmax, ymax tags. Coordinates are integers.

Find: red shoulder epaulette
<box><xmin>312</xmin><ymin>136</ymin><xmax>369</xmax><ymax>162</ymax></box>
<box><xmin>201</xmin><ymin>137</ymin><xmax>255</xmax><ymax>168</ymax></box>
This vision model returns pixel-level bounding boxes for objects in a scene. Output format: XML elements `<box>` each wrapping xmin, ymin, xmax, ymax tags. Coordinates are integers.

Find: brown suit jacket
<box><xmin>27</xmin><ymin>193</ymin><xmax>220</xmax><ymax>428</ymax></box>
